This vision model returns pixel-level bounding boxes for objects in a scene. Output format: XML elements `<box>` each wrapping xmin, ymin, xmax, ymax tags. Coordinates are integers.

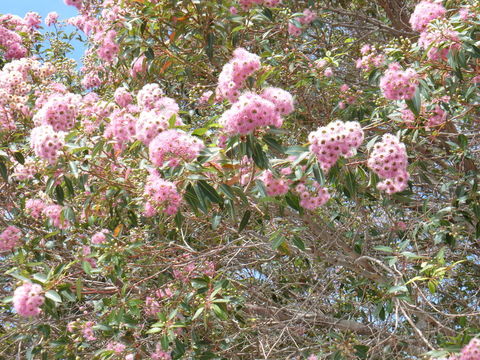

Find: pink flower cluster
<box><xmin>136</xmin><ymin>94</ymin><xmax>182</xmax><ymax>145</ymax></box>
<box><xmin>82</xmin><ymin>245</ymin><xmax>97</xmax><ymax>268</ymax></box>
<box><xmin>398</xmin><ymin>101</ymin><xmax>447</xmax><ymax>128</ymax></box>
<box><xmin>103</xmin><ymin>108</ymin><xmax>137</xmax><ymax>150</ymax></box>
<box><xmin>26</xmin><ymin>198</ymin><xmax>46</xmax><ymax>218</ymax></box>
<box><xmin>198</xmin><ymin>90</ymin><xmax>213</xmax><ymax>105</ymax></box>
<box><xmin>67</xmin><ymin>320</ymin><xmax>96</xmax><ymax>341</ymax></box>
<box><xmin>34</xmin><ymin>93</ymin><xmax>81</xmax><ymax>132</ymax></box>
<box><xmin>368</xmin><ymin>134</ymin><xmax>409</xmax><ymax>194</ymax></box>
<box><xmin>0</xmin><ymin>226</ymin><xmax>21</xmax><ymax>252</ymax></box>
<box><xmin>459</xmin><ymin>338</ymin><xmax>480</xmax><ymax>360</ymax></box>
<box><xmin>308</xmin><ymin>120</ymin><xmax>364</xmax><ymax>172</ymax></box>
<box><xmin>258</xmin><ymin>170</ymin><xmax>289</xmax><ymax>196</ymax></box>
<box><xmin>30</xmin><ymin>125</ymin><xmax>65</xmax><ymax>163</ymax></box>
<box><xmin>131</xmin><ymin>55</ymin><xmax>146</xmax><ymax>78</ymax></box>
<box><xmin>295</xmin><ymin>182</ymin><xmax>330</xmax><ymax>210</ymax></box>
<box><xmin>173</xmin><ymin>256</ymin><xmax>215</xmax><ymax>282</ymax></box>
<box><xmin>288</xmin><ymin>23</ymin><xmax>302</xmax><ymax>37</ymax></box>
<box><xmin>12</xmin><ymin>160</ymin><xmax>36</xmax><ymax>181</ymax></box>
<box><xmin>43</xmin><ymin>204</ymin><xmax>70</xmax><ymax>229</ymax></box>
<box><xmin>145</xmin><ymin>286</ymin><xmax>174</xmax><ymax>316</ymax></box>
<box><xmin>355</xmin><ymin>44</ymin><xmax>385</xmax><ymax>71</ymax></box>
<box><xmin>380</xmin><ymin>63</ymin><xmax>418</xmax><ymax>100</ymax></box>
<box><xmin>239</xmin><ymin>156</ymin><xmax>253</xmax><ymax>185</ymax></box>
<box><xmin>409</xmin><ymin>1</ymin><xmax>446</xmax><ymax>32</ymax></box>
<box><xmin>137</xmin><ymin>83</ymin><xmax>166</xmax><ymax>110</ymax></box>
<box><xmin>0</xmin><ymin>58</ymin><xmax>54</xmax><ymax>130</ymax></box>
<box><xmin>106</xmin><ymin>342</ymin><xmax>126</xmax><ymax>354</ymax></box>
<box><xmin>91</xmin><ymin>229</ymin><xmax>109</xmax><ymax>245</ymax></box>
<box><xmin>82</xmin><ymin>321</ymin><xmax>96</xmax><ymax>341</ymax></box>
<box><xmin>418</xmin><ymin>27</ymin><xmax>461</xmax><ymax>61</ymax></box>
<box><xmin>216</xmin><ymin>48</ymin><xmax>261</xmax><ymax>102</ymax></box>
<box><xmin>143</xmin><ymin>171</ymin><xmax>182</xmax><ymax>216</ymax></box>
<box><xmin>151</xmin><ymin>345</ymin><xmax>172</xmax><ymax>360</ymax></box>
<box><xmin>337</xmin><ymin>84</ymin><xmax>360</xmax><ymax>107</ymax></box>
<box><xmin>289</xmin><ymin>9</ymin><xmax>316</xmax><ymax>36</ymax></box>
<box><xmin>260</xmin><ymin>87</ymin><xmax>295</xmax><ymax>116</ymax></box>
<box><xmin>45</xmin><ymin>12</ymin><xmax>59</xmax><ymax>26</ymax></box>
<box><xmin>114</xmin><ymin>87</ymin><xmax>133</xmax><ymax>108</ymax></box>
<box><xmin>24</xmin><ymin>12</ymin><xmax>41</xmax><ymax>30</ymax></box>
<box><xmin>13</xmin><ymin>282</ymin><xmax>44</xmax><ymax>317</ymax></box>
<box><xmin>0</xmin><ymin>15</ymin><xmax>28</xmax><ymax>60</ymax></box>
<box><xmin>95</xmin><ymin>30</ymin><xmax>119</xmax><ymax>63</ymax></box>
<box><xmin>219</xmin><ymin>92</ymin><xmax>285</xmax><ymax>135</ymax></box>
<box><xmin>426</xmin><ymin>104</ymin><xmax>447</xmax><ymax>127</ymax></box>
<box><xmin>238</xmin><ymin>0</ymin><xmax>281</xmax><ymax>11</ymax></box>
<box><xmin>149</xmin><ymin>129</ymin><xmax>204</xmax><ymax>167</ymax></box>
<box><xmin>136</xmin><ymin>109</ymin><xmax>179</xmax><ymax>145</ymax></box>
<box><xmin>458</xmin><ymin>7</ymin><xmax>475</xmax><ymax>21</ymax></box>
<box><xmin>64</xmin><ymin>0</ymin><xmax>83</xmax><ymax>11</ymax></box>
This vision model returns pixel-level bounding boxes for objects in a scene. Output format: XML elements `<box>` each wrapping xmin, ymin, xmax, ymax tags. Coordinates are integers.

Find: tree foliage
<box><xmin>0</xmin><ymin>0</ymin><xmax>479</xmax><ymax>359</ymax></box>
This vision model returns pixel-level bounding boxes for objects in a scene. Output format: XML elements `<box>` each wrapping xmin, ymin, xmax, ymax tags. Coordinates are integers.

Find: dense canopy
<box><xmin>0</xmin><ymin>0</ymin><xmax>479</xmax><ymax>359</ymax></box>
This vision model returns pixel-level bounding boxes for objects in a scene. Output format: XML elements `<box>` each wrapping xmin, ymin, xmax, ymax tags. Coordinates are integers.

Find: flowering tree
<box><xmin>0</xmin><ymin>0</ymin><xmax>479</xmax><ymax>359</ymax></box>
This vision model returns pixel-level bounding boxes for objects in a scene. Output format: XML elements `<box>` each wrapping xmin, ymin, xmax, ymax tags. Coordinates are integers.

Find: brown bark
<box><xmin>376</xmin><ymin>0</ymin><xmax>412</xmax><ymax>33</ymax></box>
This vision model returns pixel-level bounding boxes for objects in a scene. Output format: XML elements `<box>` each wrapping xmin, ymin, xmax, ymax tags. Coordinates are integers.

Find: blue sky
<box><xmin>0</xmin><ymin>0</ymin><xmax>85</xmax><ymax>63</ymax></box>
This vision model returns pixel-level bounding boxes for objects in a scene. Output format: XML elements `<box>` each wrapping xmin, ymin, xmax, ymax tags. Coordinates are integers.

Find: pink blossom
<box><xmin>215</xmin><ymin>47</ymin><xmax>261</xmax><ymax>102</ymax></box>
<box><xmin>309</xmin><ymin>120</ymin><xmax>364</xmax><ymax>172</ymax></box>
<box><xmin>143</xmin><ymin>171</ymin><xmax>182</xmax><ymax>216</ymax></box>
<box><xmin>460</xmin><ymin>338</ymin><xmax>480</xmax><ymax>360</ymax></box>
<box><xmin>107</xmin><ymin>342</ymin><xmax>126</xmax><ymax>354</ymax></box>
<box><xmin>368</xmin><ymin>134</ymin><xmax>409</xmax><ymax>194</ymax></box>
<box><xmin>379</xmin><ymin>63</ymin><xmax>418</xmax><ymax>100</ymax></box>
<box><xmin>24</xmin><ymin>12</ymin><xmax>42</xmax><ymax>30</ymax></box>
<box><xmin>64</xmin><ymin>0</ymin><xmax>83</xmax><ymax>11</ymax></box>
<box><xmin>219</xmin><ymin>92</ymin><xmax>283</xmax><ymax>135</ymax></box>
<box><xmin>288</xmin><ymin>23</ymin><xmax>302</xmax><ymax>36</ymax></box>
<box><xmin>13</xmin><ymin>282</ymin><xmax>44</xmax><ymax>317</ymax></box>
<box><xmin>30</xmin><ymin>125</ymin><xmax>65</xmax><ymax>164</ymax></box>
<box><xmin>149</xmin><ymin>129</ymin><xmax>204</xmax><ymax>167</ymax></box>
<box><xmin>323</xmin><ymin>67</ymin><xmax>333</xmax><ymax>77</ymax></box>
<box><xmin>45</xmin><ymin>12</ymin><xmax>59</xmax><ymax>26</ymax></box>
<box><xmin>0</xmin><ymin>226</ymin><xmax>21</xmax><ymax>252</ymax></box>
<box><xmin>409</xmin><ymin>1</ymin><xmax>446</xmax><ymax>32</ymax></box>
<box><xmin>258</xmin><ymin>170</ymin><xmax>289</xmax><ymax>196</ymax></box>
<box><xmin>295</xmin><ymin>182</ymin><xmax>330</xmax><ymax>210</ymax></box>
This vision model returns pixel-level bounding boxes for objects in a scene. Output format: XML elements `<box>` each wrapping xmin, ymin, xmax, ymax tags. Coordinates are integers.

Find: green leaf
<box><xmin>63</xmin><ymin>176</ymin><xmax>75</xmax><ymax>196</ymax></box>
<box><xmin>205</xmin><ymin>32</ymin><xmax>214</xmax><ymax>60</ymax></box>
<box><xmin>285</xmin><ymin>192</ymin><xmax>301</xmax><ymax>212</ymax></box>
<box><xmin>82</xmin><ymin>261</ymin><xmax>92</xmax><ymax>275</ymax></box>
<box><xmin>218</xmin><ymin>184</ymin><xmax>235</xmax><ymax>200</ymax></box>
<box><xmin>145</xmin><ymin>47</ymin><xmax>154</xmax><ymax>60</ymax></box>
<box><xmin>45</xmin><ymin>290</ymin><xmax>62</xmax><ymax>303</ymax></box>
<box><xmin>197</xmin><ymin>180</ymin><xmax>223</xmax><ymax>204</ymax></box>
<box><xmin>238</xmin><ymin>210</ymin><xmax>251</xmax><ymax>232</ymax></box>
<box><xmin>55</xmin><ymin>185</ymin><xmax>65</xmax><ymax>204</ymax></box>
<box><xmin>212</xmin><ymin>303</ymin><xmax>228</xmax><ymax>320</ymax></box>
<box><xmin>271</xmin><ymin>232</ymin><xmax>285</xmax><ymax>250</ymax></box>
<box><xmin>312</xmin><ymin>164</ymin><xmax>325</xmax><ymax>186</ymax></box>
<box><xmin>354</xmin><ymin>345</ymin><xmax>369</xmax><ymax>359</ymax></box>
<box><xmin>192</xmin><ymin>307</ymin><xmax>204</xmax><ymax>320</ymax></box>
<box><xmin>33</xmin><ymin>273</ymin><xmax>48</xmax><ymax>283</ymax></box>
<box><xmin>387</xmin><ymin>285</ymin><xmax>407</xmax><ymax>294</ymax></box>
<box><xmin>0</xmin><ymin>161</ymin><xmax>8</xmax><ymax>182</ymax></box>
<box><xmin>146</xmin><ymin>327</ymin><xmax>162</xmax><ymax>334</ymax></box>
<box><xmin>92</xmin><ymin>140</ymin><xmax>104</xmax><ymax>157</ymax></box>
<box><xmin>292</xmin><ymin>236</ymin><xmax>305</xmax><ymax>251</ymax></box>
<box><xmin>13</xmin><ymin>152</ymin><xmax>25</xmax><ymax>164</ymax></box>
<box><xmin>76</xmin><ymin>278</ymin><xmax>82</xmax><ymax>301</ymax></box>
<box><xmin>405</xmin><ymin>88</ymin><xmax>421</xmax><ymax>116</ymax></box>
